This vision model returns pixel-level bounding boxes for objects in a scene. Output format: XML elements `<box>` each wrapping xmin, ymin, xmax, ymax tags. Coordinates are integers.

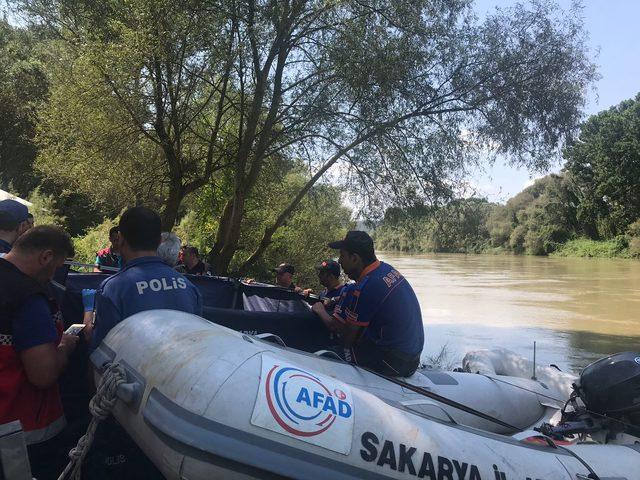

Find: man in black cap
<box><xmin>0</xmin><ymin>199</ymin><xmax>33</xmax><ymax>254</ymax></box>
<box><xmin>312</xmin><ymin>230</ymin><xmax>424</xmax><ymax>377</ymax></box>
<box><xmin>303</xmin><ymin>259</ymin><xmax>346</xmax><ymax>301</ymax></box>
<box><xmin>272</xmin><ymin>263</ymin><xmax>296</xmax><ymax>289</ymax></box>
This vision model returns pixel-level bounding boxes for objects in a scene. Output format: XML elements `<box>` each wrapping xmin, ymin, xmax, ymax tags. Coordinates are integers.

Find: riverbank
<box><xmin>377</xmin><ymin>237</ymin><xmax>640</xmax><ymax>260</ymax></box>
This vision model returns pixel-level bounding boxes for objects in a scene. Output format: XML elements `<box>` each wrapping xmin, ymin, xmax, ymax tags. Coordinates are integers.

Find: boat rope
<box><xmin>64</xmin><ymin>260</ymin><xmax>120</xmax><ymax>272</ymax></box>
<box><xmin>554</xmin><ymin>444</ymin><xmax>601</xmax><ymax>480</ymax></box>
<box><xmin>488</xmin><ymin>375</ymin><xmax>640</xmax><ymax>436</ymax></box>
<box><xmin>57</xmin><ymin>363</ymin><xmax>127</xmax><ymax>480</ymax></box>
<box><xmin>480</xmin><ymin>374</ymin><xmax>564</xmax><ymax>404</ymax></box>
<box><xmin>357</xmin><ymin>365</ymin><xmax>523</xmax><ymax>432</ymax></box>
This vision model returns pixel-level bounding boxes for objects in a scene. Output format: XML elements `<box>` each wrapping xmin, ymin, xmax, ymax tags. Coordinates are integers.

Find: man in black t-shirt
<box><xmin>183</xmin><ymin>246</ymin><xmax>207</xmax><ymax>275</ymax></box>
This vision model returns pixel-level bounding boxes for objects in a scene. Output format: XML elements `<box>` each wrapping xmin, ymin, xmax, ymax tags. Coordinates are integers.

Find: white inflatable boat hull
<box><xmin>91</xmin><ymin>310</ymin><xmax>640</xmax><ymax>480</ymax></box>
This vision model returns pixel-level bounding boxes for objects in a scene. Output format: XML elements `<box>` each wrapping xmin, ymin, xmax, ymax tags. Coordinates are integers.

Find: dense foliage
<box><xmin>564</xmin><ymin>94</ymin><xmax>640</xmax><ymax>238</ymax></box>
<box><xmin>1</xmin><ymin>1</ymin><xmax>602</xmax><ymax>272</ymax></box>
<box><xmin>0</xmin><ymin>19</ymin><xmax>47</xmax><ymax>194</ymax></box>
<box><xmin>1</xmin><ymin>0</ymin><xmax>597</xmax><ymax>274</ymax></box>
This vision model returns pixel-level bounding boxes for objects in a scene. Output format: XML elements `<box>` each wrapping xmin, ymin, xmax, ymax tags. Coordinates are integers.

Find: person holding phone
<box><xmin>0</xmin><ymin>225</ymin><xmax>78</xmax><ymax>478</ymax></box>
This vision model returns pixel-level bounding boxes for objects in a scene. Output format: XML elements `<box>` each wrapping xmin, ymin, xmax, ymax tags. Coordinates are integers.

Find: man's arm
<box><xmin>312</xmin><ymin>302</ymin><xmax>362</xmax><ymax>347</ymax></box>
<box><xmin>93</xmin><ymin>255</ymin><xmax>102</xmax><ymax>273</ymax></box>
<box><xmin>20</xmin><ymin>335</ymin><xmax>78</xmax><ymax>388</ymax></box>
<box><xmin>12</xmin><ymin>296</ymin><xmax>79</xmax><ymax>388</ymax></box>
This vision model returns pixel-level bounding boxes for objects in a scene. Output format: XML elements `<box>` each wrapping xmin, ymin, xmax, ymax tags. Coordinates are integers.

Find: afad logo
<box><xmin>265</xmin><ymin>365</ymin><xmax>353</xmax><ymax>437</ymax></box>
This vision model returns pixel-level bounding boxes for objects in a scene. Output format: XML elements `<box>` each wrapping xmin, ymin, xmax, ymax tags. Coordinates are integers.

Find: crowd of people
<box><xmin>0</xmin><ymin>198</ymin><xmax>424</xmax><ymax>478</ymax></box>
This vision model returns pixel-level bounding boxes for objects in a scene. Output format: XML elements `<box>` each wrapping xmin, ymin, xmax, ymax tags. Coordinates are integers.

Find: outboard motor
<box><xmin>579</xmin><ymin>351</ymin><xmax>640</xmax><ymax>424</ymax></box>
<box><xmin>537</xmin><ymin>352</ymin><xmax>640</xmax><ymax>442</ymax></box>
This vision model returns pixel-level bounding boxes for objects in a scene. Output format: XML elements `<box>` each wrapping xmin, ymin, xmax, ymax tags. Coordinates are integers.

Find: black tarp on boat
<box><xmin>55</xmin><ymin>272</ymin><xmax>333</xmax><ymax>353</ymax></box>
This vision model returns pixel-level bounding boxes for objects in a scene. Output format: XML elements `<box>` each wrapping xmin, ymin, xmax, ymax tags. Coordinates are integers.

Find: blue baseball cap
<box><xmin>0</xmin><ymin>199</ymin><xmax>30</xmax><ymax>223</ymax></box>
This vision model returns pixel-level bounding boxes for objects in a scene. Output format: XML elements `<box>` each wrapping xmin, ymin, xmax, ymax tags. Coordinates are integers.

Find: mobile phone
<box><xmin>64</xmin><ymin>324</ymin><xmax>86</xmax><ymax>336</ymax></box>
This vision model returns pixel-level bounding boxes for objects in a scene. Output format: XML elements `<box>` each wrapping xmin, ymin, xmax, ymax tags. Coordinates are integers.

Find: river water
<box><xmin>378</xmin><ymin>252</ymin><xmax>640</xmax><ymax>374</ymax></box>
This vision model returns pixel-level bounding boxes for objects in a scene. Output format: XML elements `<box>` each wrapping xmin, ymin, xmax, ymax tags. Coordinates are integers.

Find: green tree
<box><xmin>564</xmin><ymin>94</ymin><xmax>640</xmax><ymax>238</ymax></box>
<box><xmin>21</xmin><ymin>0</ymin><xmax>597</xmax><ymax>273</ymax></box>
<box><xmin>504</xmin><ymin>175</ymin><xmax>577</xmax><ymax>254</ymax></box>
<box><xmin>176</xmin><ymin>165</ymin><xmax>353</xmax><ymax>280</ymax></box>
<box><xmin>0</xmin><ymin>20</ymin><xmax>48</xmax><ymax>195</ymax></box>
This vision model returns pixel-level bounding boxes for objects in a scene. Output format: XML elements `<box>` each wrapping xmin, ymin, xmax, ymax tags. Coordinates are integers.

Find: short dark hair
<box><xmin>0</xmin><ymin>211</ymin><xmax>19</xmax><ymax>231</ymax></box>
<box><xmin>118</xmin><ymin>207</ymin><xmax>161</xmax><ymax>251</ymax></box>
<box><xmin>12</xmin><ymin>225</ymin><xmax>75</xmax><ymax>258</ymax></box>
<box><xmin>109</xmin><ymin>226</ymin><xmax>119</xmax><ymax>237</ymax></box>
<box><xmin>184</xmin><ymin>246</ymin><xmax>199</xmax><ymax>258</ymax></box>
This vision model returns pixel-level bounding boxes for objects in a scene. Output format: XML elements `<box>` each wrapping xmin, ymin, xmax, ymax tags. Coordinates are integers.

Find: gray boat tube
<box><xmin>91</xmin><ymin>310</ymin><xmax>640</xmax><ymax>480</ymax></box>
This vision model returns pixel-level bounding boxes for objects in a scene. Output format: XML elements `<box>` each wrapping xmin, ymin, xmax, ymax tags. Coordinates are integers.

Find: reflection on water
<box><xmin>379</xmin><ymin>252</ymin><xmax>640</xmax><ymax>373</ymax></box>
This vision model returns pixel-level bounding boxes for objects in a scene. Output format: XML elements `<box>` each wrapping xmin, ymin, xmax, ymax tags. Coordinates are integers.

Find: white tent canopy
<box><xmin>0</xmin><ymin>189</ymin><xmax>32</xmax><ymax>207</ymax></box>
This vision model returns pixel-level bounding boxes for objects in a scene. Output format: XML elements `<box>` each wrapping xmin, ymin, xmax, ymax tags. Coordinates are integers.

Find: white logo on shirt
<box><xmin>136</xmin><ymin>277</ymin><xmax>187</xmax><ymax>295</ymax></box>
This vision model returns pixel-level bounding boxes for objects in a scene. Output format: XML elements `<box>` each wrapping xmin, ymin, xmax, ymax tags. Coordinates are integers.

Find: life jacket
<box><xmin>0</xmin><ymin>258</ymin><xmax>65</xmax><ymax>444</ymax></box>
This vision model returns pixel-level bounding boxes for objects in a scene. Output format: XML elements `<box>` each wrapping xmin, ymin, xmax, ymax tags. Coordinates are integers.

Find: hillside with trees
<box><xmin>376</xmin><ymin>94</ymin><xmax>640</xmax><ymax>258</ymax></box>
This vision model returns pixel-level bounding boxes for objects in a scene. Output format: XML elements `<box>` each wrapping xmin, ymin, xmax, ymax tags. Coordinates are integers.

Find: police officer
<box><xmin>89</xmin><ymin>207</ymin><xmax>202</xmax><ymax>350</ymax></box>
<box><xmin>312</xmin><ymin>231</ymin><xmax>424</xmax><ymax>377</ymax></box>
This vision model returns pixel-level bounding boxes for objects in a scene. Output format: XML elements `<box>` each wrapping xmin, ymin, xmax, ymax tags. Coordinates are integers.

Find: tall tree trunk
<box><xmin>209</xmin><ymin>190</ymin><xmax>246</xmax><ymax>274</ymax></box>
<box><xmin>161</xmin><ymin>181</ymin><xmax>184</xmax><ymax>231</ymax></box>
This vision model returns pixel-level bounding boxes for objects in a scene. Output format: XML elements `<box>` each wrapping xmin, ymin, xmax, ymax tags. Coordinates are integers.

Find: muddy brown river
<box><xmin>378</xmin><ymin>252</ymin><xmax>640</xmax><ymax>373</ymax></box>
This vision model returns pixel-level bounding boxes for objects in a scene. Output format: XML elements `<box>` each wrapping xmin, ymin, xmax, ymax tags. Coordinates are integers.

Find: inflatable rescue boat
<box><xmin>91</xmin><ymin>310</ymin><xmax>640</xmax><ymax>480</ymax></box>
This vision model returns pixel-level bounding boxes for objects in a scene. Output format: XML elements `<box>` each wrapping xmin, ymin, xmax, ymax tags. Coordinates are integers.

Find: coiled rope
<box><xmin>58</xmin><ymin>363</ymin><xmax>127</xmax><ymax>480</ymax></box>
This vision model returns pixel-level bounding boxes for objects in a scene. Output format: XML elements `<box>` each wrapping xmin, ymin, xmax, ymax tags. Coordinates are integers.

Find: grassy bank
<box><xmin>551</xmin><ymin>237</ymin><xmax>635</xmax><ymax>259</ymax></box>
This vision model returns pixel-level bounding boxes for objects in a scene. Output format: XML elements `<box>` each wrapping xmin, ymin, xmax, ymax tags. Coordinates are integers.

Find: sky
<box><xmin>470</xmin><ymin>0</ymin><xmax>640</xmax><ymax>203</ymax></box>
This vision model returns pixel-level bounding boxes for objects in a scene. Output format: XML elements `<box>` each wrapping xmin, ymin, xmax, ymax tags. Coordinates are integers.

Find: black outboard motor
<box><xmin>579</xmin><ymin>352</ymin><xmax>640</xmax><ymax>426</ymax></box>
<box><xmin>537</xmin><ymin>352</ymin><xmax>640</xmax><ymax>441</ymax></box>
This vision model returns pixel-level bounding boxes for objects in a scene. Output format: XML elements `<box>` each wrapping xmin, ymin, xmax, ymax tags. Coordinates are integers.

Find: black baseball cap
<box><xmin>328</xmin><ymin>230</ymin><xmax>375</xmax><ymax>258</ymax></box>
<box><xmin>316</xmin><ymin>259</ymin><xmax>341</xmax><ymax>277</ymax></box>
<box><xmin>272</xmin><ymin>263</ymin><xmax>295</xmax><ymax>275</ymax></box>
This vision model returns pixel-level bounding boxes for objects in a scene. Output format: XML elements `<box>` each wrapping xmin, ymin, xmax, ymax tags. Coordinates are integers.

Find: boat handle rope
<box><xmin>479</xmin><ymin>373</ymin><xmax>564</xmax><ymax>404</ymax></box>
<box><xmin>357</xmin><ymin>365</ymin><xmax>523</xmax><ymax>432</ymax></box>
<box><xmin>486</xmin><ymin>374</ymin><xmax>640</xmax><ymax>438</ymax></box>
<box><xmin>57</xmin><ymin>363</ymin><xmax>127</xmax><ymax>480</ymax></box>
<box><xmin>556</xmin><ymin>444</ymin><xmax>601</xmax><ymax>479</ymax></box>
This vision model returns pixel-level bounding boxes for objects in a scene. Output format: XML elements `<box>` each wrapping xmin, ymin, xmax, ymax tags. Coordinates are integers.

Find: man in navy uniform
<box><xmin>316</xmin><ymin>259</ymin><xmax>345</xmax><ymax>300</ymax></box>
<box><xmin>302</xmin><ymin>259</ymin><xmax>346</xmax><ymax>300</ymax></box>
<box><xmin>89</xmin><ymin>207</ymin><xmax>202</xmax><ymax>350</ymax></box>
<box><xmin>312</xmin><ymin>231</ymin><xmax>424</xmax><ymax>377</ymax></box>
